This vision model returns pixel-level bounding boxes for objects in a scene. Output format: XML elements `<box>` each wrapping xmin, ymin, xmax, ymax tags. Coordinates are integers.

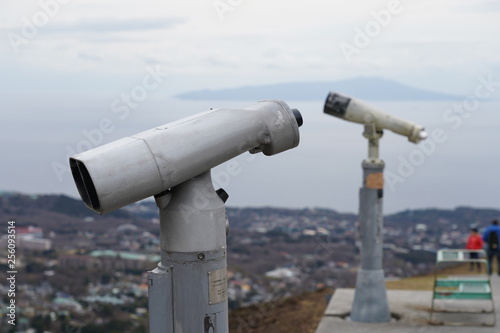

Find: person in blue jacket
<box><xmin>482</xmin><ymin>220</ymin><xmax>500</xmax><ymax>275</ymax></box>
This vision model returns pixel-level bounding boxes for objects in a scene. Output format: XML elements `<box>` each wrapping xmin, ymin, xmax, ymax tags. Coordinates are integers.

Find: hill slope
<box><xmin>229</xmin><ymin>288</ymin><xmax>333</xmax><ymax>333</ymax></box>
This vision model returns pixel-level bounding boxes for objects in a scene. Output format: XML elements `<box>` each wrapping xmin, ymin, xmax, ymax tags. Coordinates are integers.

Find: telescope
<box><xmin>323</xmin><ymin>91</ymin><xmax>426</xmax><ymax>323</ymax></box>
<box><xmin>69</xmin><ymin>99</ymin><xmax>302</xmax><ymax>333</ymax></box>
<box><xmin>70</xmin><ymin>100</ymin><xmax>302</xmax><ymax>214</ymax></box>
<box><xmin>324</xmin><ymin>92</ymin><xmax>427</xmax><ymax>143</ymax></box>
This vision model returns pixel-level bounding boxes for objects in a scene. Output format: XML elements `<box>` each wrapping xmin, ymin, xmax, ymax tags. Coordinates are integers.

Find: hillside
<box><xmin>1</xmin><ymin>192</ymin><xmax>499</xmax><ymax>331</ymax></box>
<box><xmin>385</xmin><ymin>207</ymin><xmax>500</xmax><ymax>227</ymax></box>
<box><xmin>0</xmin><ymin>192</ymin><xmax>131</xmax><ymax>219</ymax></box>
<box><xmin>0</xmin><ymin>192</ymin><xmax>156</xmax><ymax>244</ymax></box>
<box><xmin>229</xmin><ymin>262</ymin><xmax>498</xmax><ymax>333</ymax></box>
<box><xmin>3</xmin><ymin>193</ymin><xmax>498</xmax><ymax>229</ymax></box>
<box><xmin>229</xmin><ymin>288</ymin><xmax>333</xmax><ymax>333</ymax></box>
<box><xmin>175</xmin><ymin>77</ymin><xmax>461</xmax><ymax>101</ymax></box>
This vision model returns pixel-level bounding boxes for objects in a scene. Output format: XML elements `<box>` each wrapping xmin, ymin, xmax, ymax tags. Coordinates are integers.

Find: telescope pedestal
<box><xmin>148</xmin><ymin>171</ymin><xmax>228</xmax><ymax>333</ymax></box>
<box><xmin>350</xmin><ymin>126</ymin><xmax>390</xmax><ymax>323</ymax></box>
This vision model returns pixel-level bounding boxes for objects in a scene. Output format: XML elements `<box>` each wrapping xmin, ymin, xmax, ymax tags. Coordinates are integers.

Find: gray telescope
<box><xmin>69</xmin><ymin>100</ymin><xmax>302</xmax><ymax>333</ymax></box>
<box><xmin>324</xmin><ymin>91</ymin><xmax>426</xmax><ymax>323</ymax></box>
<box><xmin>324</xmin><ymin>92</ymin><xmax>427</xmax><ymax>143</ymax></box>
<box><xmin>70</xmin><ymin>100</ymin><xmax>302</xmax><ymax>214</ymax></box>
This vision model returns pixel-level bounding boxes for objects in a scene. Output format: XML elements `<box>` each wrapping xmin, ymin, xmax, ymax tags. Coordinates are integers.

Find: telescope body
<box><xmin>324</xmin><ymin>92</ymin><xmax>426</xmax><ymax>143</ymax></box>
<box><xmin>70</xmin><ymin>100</ymin><xmax>301</xmax><ymax>214</ymax></box>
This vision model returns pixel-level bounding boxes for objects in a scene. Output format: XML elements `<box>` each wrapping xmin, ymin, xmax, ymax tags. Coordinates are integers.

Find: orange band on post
<box><xmin>366</xmin><ymin>172</ymin><xmax>384</xmax><ymax>189</ymax></box>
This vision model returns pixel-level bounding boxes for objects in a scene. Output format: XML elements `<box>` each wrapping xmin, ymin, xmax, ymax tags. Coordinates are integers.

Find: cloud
<box><xmin>53</xmin><ymin>17</ymin><xmax>186</xmax><ymax>33</ymax></box>
<box><xmin>467</xmin><ymin>1</ymin><xmax>500</xmax><ymax>11</ymax></box>
<box><xmin>78</xmin><ymin>52</ymin><xmax>102</xmax><ymax>62</ymax></box>
<box><xmin>0</xmin><ymin>17</ymin><xmax>187</xmax><ymax>35</ymax></box>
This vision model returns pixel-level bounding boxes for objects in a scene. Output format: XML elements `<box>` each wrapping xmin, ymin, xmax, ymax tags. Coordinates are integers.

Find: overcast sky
<box><xmin>2</xmin><ymin>0</ymin><xmax>500</xmax><ymax>93</ymax></box>
<box><xmin>1</xmin><ymin>0</ymin><xmax>500</xmax><ymax>215</ymax></box>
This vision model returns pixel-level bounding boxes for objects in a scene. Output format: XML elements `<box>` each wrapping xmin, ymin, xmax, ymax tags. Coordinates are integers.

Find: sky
<box><xmin>1</xmin><ymin>0</ymin><xmax>500</xmax><ymax>215</ymax></box>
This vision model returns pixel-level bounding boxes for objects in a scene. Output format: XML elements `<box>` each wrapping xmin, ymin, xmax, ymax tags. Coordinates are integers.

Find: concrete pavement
<box><xmin>315</xmin><ymin>275</ymin><xmax>500</xmax><ymax>333</ymax></box>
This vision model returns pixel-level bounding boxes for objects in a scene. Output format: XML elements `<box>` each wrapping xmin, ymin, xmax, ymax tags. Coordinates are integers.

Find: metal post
<box><xmin>148</xmin><ymin>170</ymin><xmax>228</xmax><ymax>333</ymax></box>
<box><xmin>350</xmin><ymin>125</ymin><xmax>391</xmax><ymax>323</ymax></box>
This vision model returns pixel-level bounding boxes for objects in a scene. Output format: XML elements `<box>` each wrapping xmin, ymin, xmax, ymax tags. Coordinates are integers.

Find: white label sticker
<box><xmin>208</xmin><ymin>268</ymin><xmax>227</xmax><ymax>304</ymax></box>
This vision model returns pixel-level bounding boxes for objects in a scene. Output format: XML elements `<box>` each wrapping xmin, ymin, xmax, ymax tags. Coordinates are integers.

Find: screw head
<box><xmin>197</xmin><ymin>253</ymin><xmax>205</xmax><ymax>260</ymax></box>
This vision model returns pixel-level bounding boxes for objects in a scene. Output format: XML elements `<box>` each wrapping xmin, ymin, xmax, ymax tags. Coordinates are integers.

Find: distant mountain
<box><xmin>2</xmin><ymin>192</ymin><xmax>498</xmax><ymax>232</ymax></box>
<box><xmin>0</xmin><ymin>191</ymin><xmax>500</xmax><ymax>228</ymax></box>
<box><xmin>175</xmin><ymin>77</ymin><xmax>461</xmax><ymax>101</ymax></box>
<box><xmin>0</xmin><ymin>192</ymin><xmax>130</xmax><ymax>219</ymax></box>
<box><xmin>0</xmin><ymin>192</ymin><xmax>157</xmax><ymax>236</ymax></box>
<box><xmin>385</xmin><ymin>207</ymin><xmax>500</xmax><ymax>228</ymax></box>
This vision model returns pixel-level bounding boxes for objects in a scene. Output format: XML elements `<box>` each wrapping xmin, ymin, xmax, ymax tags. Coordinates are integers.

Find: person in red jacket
<box><xmin>466</xmin><ymin>227</ymin><xmax>484</xmax><ymax>272</ymax></box>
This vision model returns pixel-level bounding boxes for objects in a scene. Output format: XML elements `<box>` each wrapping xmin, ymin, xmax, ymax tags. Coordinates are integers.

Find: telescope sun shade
<box><xmin>70</xmin><ymin>158</ymin><xmax>100</xmax><ymax>212</ymax></box>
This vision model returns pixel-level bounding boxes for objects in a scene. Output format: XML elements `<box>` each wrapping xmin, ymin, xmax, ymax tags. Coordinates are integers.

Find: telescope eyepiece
<box><xmin>292</xmin><ymin>109</ymin><xmax>303</xmax><ymax>127</ymax></box>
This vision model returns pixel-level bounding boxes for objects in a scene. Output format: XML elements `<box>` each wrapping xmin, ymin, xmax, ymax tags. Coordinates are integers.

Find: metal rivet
<box><xmin>198</xmin><ymin>253</ymin><xmax>205</xmax><ymax>260</ymax></box>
